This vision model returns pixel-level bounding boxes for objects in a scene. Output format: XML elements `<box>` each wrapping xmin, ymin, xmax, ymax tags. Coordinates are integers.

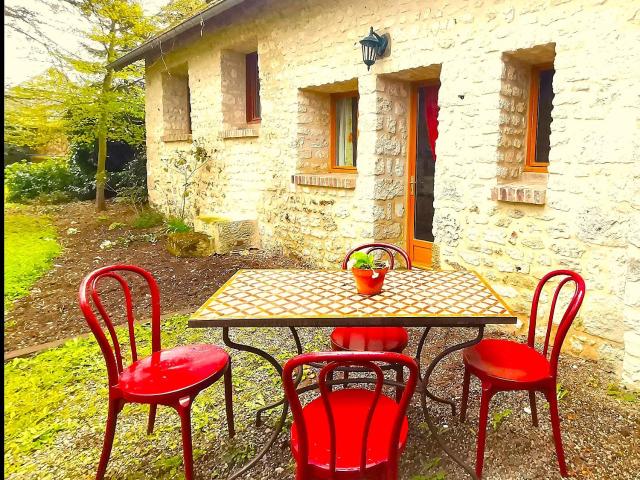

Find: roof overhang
<box><xmin>109</xmin><ymin>0</ymin><xmax>247</xmax><ymax>71</ymax></box>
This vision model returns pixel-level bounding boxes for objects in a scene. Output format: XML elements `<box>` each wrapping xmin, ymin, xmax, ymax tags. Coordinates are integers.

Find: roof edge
<box><xmin>109</xmin><ymin>0</ymin><xmax>246</xmax><ymax>71</ymax></box>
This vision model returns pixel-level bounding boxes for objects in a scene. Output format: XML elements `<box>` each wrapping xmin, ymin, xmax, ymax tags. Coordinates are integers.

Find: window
<box><xmin>526</xmin><ymin>66</ymin><xmax>554</xmax><ymax>172</ymax></box>
<box><xmin>330</xmin><ymin>92</ymin><xmax>358</xmax><ymax>170</ymax></box>
<box><xmin>246</xmin><ymin>52</ymin><xmax>261</xmax><ymax>123</ymax></box>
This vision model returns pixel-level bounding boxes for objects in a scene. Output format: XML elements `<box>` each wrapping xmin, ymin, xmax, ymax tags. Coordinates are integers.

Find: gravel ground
<box><xmin>205</xmin><ymin>327</ymin><xmax>639</xmax><ymax>480</ymax></box>
<box><xmin>10</xmin><ymin>322</ymin><xmax>635</xmax><ymax>480</ymax></box>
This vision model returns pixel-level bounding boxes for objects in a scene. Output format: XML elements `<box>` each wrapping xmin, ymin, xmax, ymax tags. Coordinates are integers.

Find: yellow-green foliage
<box><xmin>4</xmin><ymin>213</ymin><xmax>61</xmax><ymax>307</ymax></box>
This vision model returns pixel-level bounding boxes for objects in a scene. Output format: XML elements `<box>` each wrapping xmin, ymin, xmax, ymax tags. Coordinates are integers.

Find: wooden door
<box><xmin>407</xmin><ymin>82</ymin><xmax>440</xmax><ymax>268</ymax></box>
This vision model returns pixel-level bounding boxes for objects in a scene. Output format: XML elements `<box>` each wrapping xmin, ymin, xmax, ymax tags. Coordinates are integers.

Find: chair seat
<box><xmin>290</xmin><ymin>389</ymin><xmax>409</xmax><ymax>475</ymax></box>
<box><xmin>118</xmin><ymin>344</ymin><xmax>229</xmax><ymax>401</ymax></box>
<box><xmin>463</xmin><ymin>339</ymin><xmax>551</xmax><ymax>384</ymax></box>
<box><xmin>330</xmin><ymin>327</ymin><xmax>409</xmax><ymax>353</ymax></box>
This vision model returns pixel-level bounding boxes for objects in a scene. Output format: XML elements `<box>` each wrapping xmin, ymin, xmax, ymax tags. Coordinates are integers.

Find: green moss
<box><xmin>197</xmin><ymin>215</ymin><xmax>227</xmax><ymax>224</ymax></box>
<box><xmin>4</xmin><ymin>213</ymin><xmax>61</xmax><ymax>308</ymax></box>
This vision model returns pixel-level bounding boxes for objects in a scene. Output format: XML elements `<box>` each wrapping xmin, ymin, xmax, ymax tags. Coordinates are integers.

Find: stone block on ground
<box><xmin>194</xmin><ymin>215</ymin><xmax>259</xmax><ymax>254</ymax></box>
<box><xmin>166</xmin><ymin>231</ymin><xmax>215</xmax><ymax>257</ymax></box>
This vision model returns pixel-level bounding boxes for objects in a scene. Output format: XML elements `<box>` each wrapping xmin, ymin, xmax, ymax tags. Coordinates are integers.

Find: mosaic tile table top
<box><xmin>190</xmin><ymin>269</ymin><xmax>517</xmax><ymax>328</ymax></box>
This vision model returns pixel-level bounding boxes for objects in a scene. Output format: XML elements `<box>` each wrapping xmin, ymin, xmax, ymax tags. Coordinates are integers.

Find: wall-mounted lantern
<box><xmin>359</xmin><ymin>27</ymin><xmax>388</xmax><ymax>70</ymax></box>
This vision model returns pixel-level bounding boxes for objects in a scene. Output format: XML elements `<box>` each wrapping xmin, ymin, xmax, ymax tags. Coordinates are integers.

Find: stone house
<box><xmin>112</xmin><ymin>0</ymin><xmax>640</xmax><ymax>388</ymax></box>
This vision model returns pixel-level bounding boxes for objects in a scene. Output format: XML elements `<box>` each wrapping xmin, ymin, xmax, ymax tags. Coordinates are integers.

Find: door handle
<box><xmin>410</xmin><ymin>176</ymin><xmax>416</xmax><ymax>196</ymax></box>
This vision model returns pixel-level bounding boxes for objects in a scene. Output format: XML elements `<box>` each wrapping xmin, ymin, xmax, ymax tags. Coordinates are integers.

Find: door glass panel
<box><xmin>414</xmin><ymin>85</ymin><xmax>438</xmax><ymax>242</ymax></box>
<box><xmin>534</xmin><ymin>68</ymin><xmax>554</xmax><ymax>165</ymax></box>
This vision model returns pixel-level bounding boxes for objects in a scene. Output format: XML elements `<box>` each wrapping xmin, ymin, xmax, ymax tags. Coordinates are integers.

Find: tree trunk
<box><xmin>95</xmin><ymin>105</ymin><xmax>109</xmax><ymax>211</ymax></box>
<box><xmin>96</xmin><ymin>22</ymin><xmax>116</xmax><ymax>212</ymax></box>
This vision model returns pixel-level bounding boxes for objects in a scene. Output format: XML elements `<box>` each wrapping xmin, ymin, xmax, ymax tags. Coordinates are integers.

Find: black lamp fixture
<box><xmin>359</xmin><ymin>27</ymin><xmax>388</xmax><ymax>70</ymax></box>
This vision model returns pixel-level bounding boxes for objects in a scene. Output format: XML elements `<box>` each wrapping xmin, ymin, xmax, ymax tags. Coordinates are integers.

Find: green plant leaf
<box><xmin>490</xmin><ymin>408</ymin><xmax>512</xmax><ymax>431</ymax></box>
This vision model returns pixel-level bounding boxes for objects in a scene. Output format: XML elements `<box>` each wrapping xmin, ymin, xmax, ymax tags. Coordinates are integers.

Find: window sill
<box><xmin>162</xmin><ymin>133</ymin><xmax>192</xmax><ymax>143</ymax></box>
<box><xmin>218</xmin><ymin>127</ymin><xmax>259</xmax><ymax>140</ymax></box>
<box><xmin>292</xmin><ymin>173</ymin><xmax>356</xmax><ymax>189</ymax></box>
<box><xmin>491</xmin><ymin>173</ymin><xmax>547</xmax><ymax>205</ymax></box>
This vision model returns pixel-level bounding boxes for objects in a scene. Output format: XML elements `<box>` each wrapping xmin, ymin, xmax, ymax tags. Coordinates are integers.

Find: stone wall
<box><xmin>498</xmin><ymin>55</ymin><xmax>531</xmax><ymax>181</ymax></box>
<box><xmin>161</xmin><ymin>70</ymin><xmax>191</xmax><ymax>138</ymax></box>
<box><xmin>371</xmin><ymin>76</ymin><xmax>410</xmax><ymax>244</ymax></box>
<box><xmin>296</xmin><ymin>90</ymin><xmax>330</xmax><ymax>173</ymax></box>
<box><xmin>143</xmin><ymin>0</ymin><xmax>640</xmax><ymax>387</ymax></box>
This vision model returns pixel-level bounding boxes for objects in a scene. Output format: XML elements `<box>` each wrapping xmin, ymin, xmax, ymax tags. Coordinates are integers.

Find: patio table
<box><xmin>189</xmin><ymin>268</ymin><xmax>516</xmax><ymax>479</ymax></box>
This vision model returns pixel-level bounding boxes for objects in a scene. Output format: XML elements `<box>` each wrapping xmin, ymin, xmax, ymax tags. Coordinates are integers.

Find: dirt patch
<box><xmin>3</xmin><ymin>200</ymin><xmax>307</xmax><ymax>352</ymax></box>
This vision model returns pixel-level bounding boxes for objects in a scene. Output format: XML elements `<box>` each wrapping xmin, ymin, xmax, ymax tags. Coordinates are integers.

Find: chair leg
<box><xmin>529</xmin><ymin>391</ymin><xmax>539</xmax><ymax>427</ymax></box>
<box><xmin>460</xmin><ymin>367</ymin><xmax>471</xmax><ymax>422</ymax></box>
<box><xmin>546</xmin><ymin>388</ymin><xmax>569</xmax><ymax>477</ymax></box>
<box><xmin>394</xmin><ymin>365</ymin><xmax>404</xmax><ymax>403</ymax></box>
<box><xmin>147</xmin><ymin>404</ymin><xmax>157</xmax><ymax>435</ymax></box>
<box><xmin>177</xmin><ymin>397</ymin><xmax>194</xmax><ymax>480</ymax></box>
<box><xmin>96</xmin><ymin>399</ymin><xmax>122</xmax><ymax>480</ymax></box>
<box><xmin>475</xmin><ymin>384</ymin><xmax>494</xmax><ymax>479</ymax></box>
<box><xmin>224</xmin><ymin>363</ymin><xmax>235</xmax><ymax>438</ymax></box>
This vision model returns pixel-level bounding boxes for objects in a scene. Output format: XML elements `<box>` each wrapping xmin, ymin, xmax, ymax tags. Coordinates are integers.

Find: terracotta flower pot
<box><xmin>352</xmin><ymin>266</ymin><xmax>389</xmax><ymax>296</ymax></box>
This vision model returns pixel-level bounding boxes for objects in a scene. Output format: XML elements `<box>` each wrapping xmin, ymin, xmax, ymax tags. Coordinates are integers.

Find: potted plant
<box><xmin>348</xmin><ymin>251</ymin><xmax>389</xmax><ymax>296</ymax></box>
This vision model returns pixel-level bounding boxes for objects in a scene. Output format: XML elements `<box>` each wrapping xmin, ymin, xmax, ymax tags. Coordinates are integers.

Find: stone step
<box><xmin>194</xmin><ymin>215</ymin><xmax>260</xmax><ymax>254</ymax></box>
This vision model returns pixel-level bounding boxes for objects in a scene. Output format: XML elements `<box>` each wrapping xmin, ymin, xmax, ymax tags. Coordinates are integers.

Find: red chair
<box><xmin>460</xmin><ymin>270</ymin><xmax>586</xmax><ymax>478</ymax></box>
<box><xmin>331</xmin><ymin>243</ymin><xmax>412</xmax><ymax>355</ymax></box>
<box><xmin>79</xmin><ymin>265</ymin><xmax>235</xmax><ymax>480</ymax></box>
<box><xmin>282</xmin><ymin>351</ymin><xmax>418</xmax><ymax>480</ymax></box>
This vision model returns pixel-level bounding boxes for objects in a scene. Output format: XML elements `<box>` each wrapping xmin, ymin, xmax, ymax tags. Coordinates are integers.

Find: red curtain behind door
<box><xmin>423</xmin><ymin>86</ymin><xmax>439</xmax><ymax>161</ymax></box>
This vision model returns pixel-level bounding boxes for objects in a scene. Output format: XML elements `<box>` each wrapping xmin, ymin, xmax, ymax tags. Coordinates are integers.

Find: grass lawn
<box><xmin>4</xmin><ymin>315</ymin><xmax>327</xmax><ymax>479</ymax></box>
<box><xmin>4</xmin><ymin>209</ymin><xmax>61</xmax><ymax>309</ymax></box>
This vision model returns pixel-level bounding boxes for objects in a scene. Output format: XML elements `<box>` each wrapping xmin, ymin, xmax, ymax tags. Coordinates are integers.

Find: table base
<box><xmin>222</xmin><ymin>325</ymin><xmax>485</xmax><ymax>480</ymax></box>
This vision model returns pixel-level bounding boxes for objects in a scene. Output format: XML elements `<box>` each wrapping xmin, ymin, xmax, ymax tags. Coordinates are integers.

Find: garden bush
<box><xmin>4</xmin><ymin>158</ymin><xmax>75</xmax><ymax>202</ymax></box>
<box><xmin>4</xmin><ymin>146</ymin><xmax>148</xmax><ymax>204</ymax></box>
<box><xmin>109</xmin><ymin>149</ymin><xmax>148</xmax><ymax>209</ymax></box>
<box><xmin>131</xmin><ymin>209</ymin><xmax>164</xmax><ymax>229</ymax></box>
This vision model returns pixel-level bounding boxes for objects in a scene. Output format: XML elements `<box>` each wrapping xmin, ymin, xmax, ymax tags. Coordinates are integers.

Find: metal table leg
<box><xmin>419</xmin><ymin>326</ymin><xmax>485</xmax><ymax>480</ymax></box>
<box><xmin>222</xmin><ymin>326</ymin><xmax>303</xmax><ymax>480</ymax></box>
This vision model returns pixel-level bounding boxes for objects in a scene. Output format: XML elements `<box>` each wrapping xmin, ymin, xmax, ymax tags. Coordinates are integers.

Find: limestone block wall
<box><xmin>371</xmin><ymin>76</ymin><xmax>410</xmax><ymax>244</ymax></box>
<box><xmin>498</xmin><ymin>55</ymin><xmax>531</xmax><ymax>181</ymax></box>
<box><xmin>220</xmin><ymin>50</ymin><xmax>248</xmax><ymax>128</ymax></box>
<box><xmin>161</xmin><ymin>70</ymin><xmax>191</xmax><ymax>137</ymax></box>
<box><xmin>142</xmin><ymin>0</ymin><xmax>640</xmax><ymax>386</ymax></box>
<box><xmin>296</xmin><ymin>90</ymin><xmax>330</xmax><ymax>173</ymax></box>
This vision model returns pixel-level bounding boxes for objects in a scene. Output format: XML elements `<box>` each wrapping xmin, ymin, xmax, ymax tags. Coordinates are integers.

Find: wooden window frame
<box><xmin>186</xmin><ymin>83</ymin><xmax>192</xmax><ymax>134</ymax></box>
<box><xmin>525</xmin><ymin>64</ymin><xmax>554</xmax><ymax>173</ymax></box>
<box><xmin>329</xmin><ymin>91</ymin><xmax>359</xmax><ymax>172</ymax></box>
<box><xmin>246</xmin><ymin>52</ymin><xmax>261</xmax><ymax>124</ymax></box>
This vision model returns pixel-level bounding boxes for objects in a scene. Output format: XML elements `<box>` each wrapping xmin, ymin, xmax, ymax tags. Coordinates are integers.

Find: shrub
<box><xmin>34</xmin><ymin>191</ymin><xmax>73</xmax><ymax>205</ymax></box>
<box><xmin>4</xmin><ymin>146</ymin><xmax>148</xmax><ymax>205</ymax></box>
<box><xmin>66</xmin><ymin>144</ymin><xmax>148</xmax><ymax>203</ymax></box>
<box><xmin>165</xmin><ymin>216</ymin><xmax>192</xmax><ymax>233</ymax></box>
<box><xmin>110</xmin><ymin>150</ymin><xmax>148</xmax><ymax>210</ymax></box>
<box><xmin>4</xmin><ymin>158</ymin><xmax>75</xmax><ymax>202</ymax></box>
<box><xmin>131</xmin><ymin>210</ymin><xmax>164</xmax><ymax>229</ymax></box>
